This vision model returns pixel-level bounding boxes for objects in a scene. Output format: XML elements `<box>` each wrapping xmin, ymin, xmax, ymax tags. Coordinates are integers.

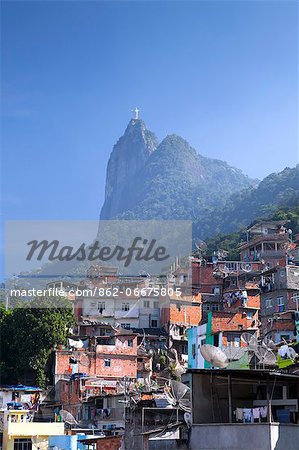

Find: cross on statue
<box><xmin>131</xmin><ymin>107</ymin><xmax>140</xmax><ymax>120</ymax></box>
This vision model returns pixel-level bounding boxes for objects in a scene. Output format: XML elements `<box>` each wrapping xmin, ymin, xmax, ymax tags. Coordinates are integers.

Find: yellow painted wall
<box><xmin>3</xmin><ymin>411</ymin><xmax>64</xmax><ymax>450</ymax></box>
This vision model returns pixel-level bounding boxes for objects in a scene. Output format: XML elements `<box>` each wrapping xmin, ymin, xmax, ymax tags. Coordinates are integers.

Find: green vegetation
<box><xmin>0</xmin><ymin>296</ymin><xmax>75</xmax><ymax>388</ymax></box>
<box><xmin>106</xmin><ymin>124</ymin><xmax>298</xmax><ymax>244</ymax></box>
<box><xmin>114</xmin><ymin>134</ymin><xmax>256</xmax><ymax>221</ymax></box>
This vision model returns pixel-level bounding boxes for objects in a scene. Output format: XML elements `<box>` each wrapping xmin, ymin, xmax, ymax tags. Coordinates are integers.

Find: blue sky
<box><xmin>1</xmin><ymin>0</ymin><xmax>298</xmax><ymax>223</ymax></box>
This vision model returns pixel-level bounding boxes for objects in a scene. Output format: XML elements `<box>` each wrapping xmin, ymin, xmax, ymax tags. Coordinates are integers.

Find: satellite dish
<box><xmin>167</xmin><ymin>273</ymin><xmax>176</xmax><ymax>282</ymax></box>
<box><xmin>262</xmin><ymin>337</ymin><xmax>276</xmax><ymax>350</ymax></box>
<box><xmin>164</xmin><ymin>380</ymin><xmax>191</xmax><ymax>412</ymax></box>
<box><xmin>168</xmin><ymin>348</ymin><xmax>186</xmax><ymax>377</ymax></box>
<box><xmin>222</xmin><ymin>346</ymin><xmax>244</xmax><ymax>362</ymax></box>
<box><xmin>59</xmin><ymin>409</ymin><xmax>78</xmax><ymax>425</ymax></box>
<box><xmin>195</xmin><ymin>240</ymin><xmax>207</xmax><ymax>253</ymax></box>
<box><xmin>254</xmin><ymin>346</ymin><xmax>277</xmax><ymax>367</ymax></box>
<box><xmin>241</xmin><ymin>332</ymin><xmax>258</xmax><ymax>349</ymax></box>
<box><xmin>73</xmin><ymin>352</ymin><xmax>90</xmax><ymax>367</ymax></box>
<box><xmin>217</xmin><ymin>249</ymin><xmax>229</xmax><ymax>260</ymax></box>
<box><xmin>200</xmin><ymin>344</ymin><xmax>229</xmax><ymax>368</ymax></box>
<box><xmin>31</xmin><ymin>436</ymin><xmax>48</xmax><ymax>450</ymax></box>
<box><xmin>240</xmin><ymin>263</ymin><xmax>252</xmax><ymax>273</ymax></box>
<box><xmin>278</xmin><ymin>345</ymin><xmax>297</xmax><ymax>360</ymax></box>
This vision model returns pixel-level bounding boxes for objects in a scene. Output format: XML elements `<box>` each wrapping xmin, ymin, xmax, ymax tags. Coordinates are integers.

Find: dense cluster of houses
<box><xmin>1</xmin><ymin>219</ymin><xmax>299</xmax><ymax>449</ymax></box>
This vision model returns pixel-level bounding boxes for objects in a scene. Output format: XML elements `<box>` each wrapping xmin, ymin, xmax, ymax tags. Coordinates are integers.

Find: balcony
<box><xmin>7</xmin><ymin>419</ymin><xmax>64</xmax><ymax>437</ymax></box>
<box><xmin>240</xmin><ymin>233</ymin><xmax>289</xmax><ymax>250</ymax></box>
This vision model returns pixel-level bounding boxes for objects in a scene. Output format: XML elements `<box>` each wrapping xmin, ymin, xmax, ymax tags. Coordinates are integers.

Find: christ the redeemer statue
<box><xmin>131</xmin><ymin>107</ymin><xmax>140</xmax><ymax>120</ymax></box>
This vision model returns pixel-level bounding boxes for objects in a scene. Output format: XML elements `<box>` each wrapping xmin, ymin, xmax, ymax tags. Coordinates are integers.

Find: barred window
<box><xmin>14</xmin><ymin>439</ymin><xmax>32</xmax><ymax>450</ymax></box>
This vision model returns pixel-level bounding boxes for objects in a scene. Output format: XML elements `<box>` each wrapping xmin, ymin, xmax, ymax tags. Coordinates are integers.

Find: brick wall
<box><xmin>192</xmin><ymin>262</ymin><xmax>222</xmax><ymax>294</ymax></box>
<box><xmin>55</xmin><ymin>337</ymin><xmax>138</xmax><ymax>381</ymax></box>
<box><xmin>212</xmin><ymin>311</ymin><xmax>258</xmax><ymax>334</ymax></box>
<box><xmin>247</xmin><ymin>291</ymin><xmax>260</xmax><ymax>309</ymax></box>
<box><xmin>96</xmin><ymin>436</ymin><xmax>122</xmax><ymax>450</ymax></box>
<box><xmin>169</xmin><ymin>303</ymin><xmax>201</xmax><ymax>326</ymax></box>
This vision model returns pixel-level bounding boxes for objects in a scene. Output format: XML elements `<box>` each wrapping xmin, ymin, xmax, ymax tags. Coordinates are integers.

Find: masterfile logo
<box><xmin>26</xmin><ymin>237</ymin><xmax>170</xmax><ymax>267</ymax></box>
<box><xmin>5</xmin><ymin>220</ymin><xmax>192</xmax><ymax>288</ymax></box>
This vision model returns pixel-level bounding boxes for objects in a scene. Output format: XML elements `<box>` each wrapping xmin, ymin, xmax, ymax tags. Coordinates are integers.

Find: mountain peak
<box><xmin>100</xmin><ymin>119</ymin><xmax>158</xmax><ymax>219</ymax></box>
<box><xmin>100</xmin><ymin>118</ymin><xmax>257</xmax><ymax>221</ymax></box>
<box><xmin>124</xmin><ymin>118</ymin><xmax>146</xmax><ymax>134</ymax></box>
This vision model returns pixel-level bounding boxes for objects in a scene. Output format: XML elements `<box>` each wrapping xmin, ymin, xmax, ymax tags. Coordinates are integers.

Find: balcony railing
<box><xmin>7</xmin><ymin>421</ymin><xmax>64</xmax><ymax>436</ymax></box>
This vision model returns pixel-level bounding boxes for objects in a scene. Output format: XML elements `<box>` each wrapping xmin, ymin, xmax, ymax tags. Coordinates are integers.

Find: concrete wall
<box><xmin>49</xmin><ymin>434</ymin><xmax>88</xmax><ymax>450</ymax></box>
<box><xmin>189</xmin><ymin>423</ymin><xmax>299</xmax><ymax>450</ymax></box>
<box><xmin>188</xmin><ymin>325</ymin><xmax>207</xmax><ymax>370</ymax></box>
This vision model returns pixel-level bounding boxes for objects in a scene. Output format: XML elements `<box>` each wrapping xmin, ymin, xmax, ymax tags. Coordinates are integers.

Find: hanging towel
<box><xmin>243</xmin><ymin>408</ymin><xmax>253</xmax><ymax>423</ymax></box>
<box><xmin>260</xmin><ymin>406</ymin><xmax>268</xmax><ymax>418</ymax></box>
<box><xmin>236</xmin><ymin>408</ymin><xmax>243</xmax><ymax>421</ymax></box>
<box><xmin>253</xmin><ymin>407</ymin><xmax>260</xmax><ymax>419</ymax></box>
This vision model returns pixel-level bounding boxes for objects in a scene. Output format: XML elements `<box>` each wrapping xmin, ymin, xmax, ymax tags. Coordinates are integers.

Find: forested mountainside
<box><xmin>100</xmin><ymin>119</ymin><xmax>298</xmax><ymax>242</ymax></box>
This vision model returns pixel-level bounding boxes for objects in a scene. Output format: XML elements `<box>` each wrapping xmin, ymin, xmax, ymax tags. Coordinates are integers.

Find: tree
<box><xmin>0</xmin><ymin>296</ymin><xmax>75</xmax><ymax>387</ymax></box>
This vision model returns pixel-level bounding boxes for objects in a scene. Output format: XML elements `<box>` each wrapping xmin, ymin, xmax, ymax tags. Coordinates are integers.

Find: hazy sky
<box><xmin>1</xmin><ymin>0</ymin><xmax>298</xmax><ymax>223</ymax></box>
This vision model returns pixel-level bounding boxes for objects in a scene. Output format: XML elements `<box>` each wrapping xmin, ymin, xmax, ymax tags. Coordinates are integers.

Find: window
<box><xmin>266</xmin><ymin>298</ymin><xmax>272</xmax><ymax>308</ymax></box>
<box><xmin>121</xmin><ymin>323</ymin><xmax>131</xmax><ymax>329</ymax></box>
<box><xmin>96</xmin><ymin>398</ymin><xmax>104</xmax><ymax>408</ymax></box>
<box><xmin>264</xmin><ymin>242</ymin><xmax>275</xmax><ymax>251</ymax></box>
<box><xmin>104</xmin><ymin>359</ymin><xmax>111</xmax><ymax>367</ymax></box>
<box><xmin>181</xmin><ymin>344</ymin><xmax>188</xmax><ymax>354</ymax></box>
<box><xmin>122</xmin><ymin>303</ymin><xmax>130</xmax><ymax>311</ymax></box>
<box><xmin>97</xmin><ymin>337</ymin><xmax>115</xmax><ymax>345</ymax></box>
<box><xmin>277</xmin><ymin>297</ymin><xmax>284</xmax><ymax>306</ymax></box>
<box><xmin>143</xmin><ymin>300</ymin><xmax>150</xmax><ymax>308</ymax></box>
<box><xmin>14</xmin><ymin>439</ymin><xmax>32</xmax><ymax>450</ymax></box>
<box><xmin>98</xmin><ymin>302</ymin><xmax>105</xmax><ymax>313</ymax></box>
<box><xmin>153</xmin><ymin>301</ymin><xmax>159</xmax><ymax>309</ymax></box>
<box><xmin>211</xmin><ymin>304</ymin><xmax>220</xmax><ymax>311</ymax></box>
<box><xmin>99</xmin><ymin>327</ymin><xmax>111</xmax><ymax>336</ymax></box>
<box><xmin>128</xmin><ymin>339</ymin><xmax>133</xmax><ymax>347</ymax></box>
<box><xmin>227</xmin><ymin>334</ymin><xmax>240</xmax><ymax>347</ymax></box>
<box><xmin>292</xmin><ymin>292</ymin><xmax>299</xmax><ymax>304</ymax></box>
<box><xmin>213</xmin><ymin>287</ymin><xmax>220</xmax><ymax>295</ymax></box>
<box><xmin>151</xmin><ymin>319</ymin><xmax>158</xmax><ymax>328</ymax></box>
<box><xmin>202</xmin><ymin>304</ymin><xmax>210</xmax><ymax>311</ymax></box>
<box><xmin>246</xmin><ymin>310</ymin><xmax>254</xmax><ymax>319</ymax></box>
<box><xmin>192</xmin><ymin>343</ymin><xmax>196</xmax><ymax>358</ymax></box>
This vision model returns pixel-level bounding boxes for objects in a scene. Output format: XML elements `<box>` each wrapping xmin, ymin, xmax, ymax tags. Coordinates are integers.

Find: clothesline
<box><xmin>235</xmin><ymin>406</ymin><xmax>268</xmax><ymax>423</ymax></box>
